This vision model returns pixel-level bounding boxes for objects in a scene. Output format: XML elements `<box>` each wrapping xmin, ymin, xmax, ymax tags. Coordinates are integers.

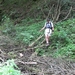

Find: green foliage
<box><xmin>1</xmin><ymin>17</ymin><xmax>44</xmax><ymax>44</ymax></box>
<box><xmin>35</xmin><ymin>48</ymin><xmax>45</xmax><ymax>56</ymax></box>
<box><xmin>0</xmin><ymin>59</ymin><xmax>21</xmax><ymax>75</ymax></box>
<box><xmin>51</xmin><ymin>18</ymin><xmax>75</xmax><ymax>59</ymax></box>
<box><xmin>1</xmin><ymin>16</ymin><xmax>75</xmax><ymax>59</ymax></box>
<box><xmin>0</xmin><ymin>17</ymin><xmax>39</xmax><ymax>44</ymax></box>
<box><xmin>53</xmin><ymin>44</ymin><xmax>75</xmax><ymax>58</ymax></box>
<box><xmin>15</xmin><ymin>30</ymin><xmax>34</xmax><ymax>44</ymax></box>
<box><xmin>14</xmin><ymin>19</ymin><xmax>44</xmax><ymax>44</ymax></box>
<box><xmin>2</xmin><ymin>16</ymin><xmax>15</xmax><ymax>36</ymax></box>
<box><xmin>52</xmin><ymin>19</ymin><xmax>75</xmax><ymax>43</ymax></box>
<box><xmin>3</xmin><ymin>0</ymin><xmax>29</xmax><ymax>6</ymax></box>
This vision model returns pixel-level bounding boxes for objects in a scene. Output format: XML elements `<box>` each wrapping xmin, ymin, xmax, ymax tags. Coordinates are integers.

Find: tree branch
<box><xmin>46</xmin><ymin>4</ymin><xmax>54</xmax><ymax>20</ymax></box>
<box><xmin>63</xmin><ymin>6</ymin><xmax>72</xmax><ymax>20</ymax></box>
<box><xmin>29</xmin><ymin>34</ymin><xmax>44</xmax><ymax>47</ymax></box>
<box><xmin>56</xmin><ymin>6</ymin><xmax>61</xmax><ymax>21</ymax></box>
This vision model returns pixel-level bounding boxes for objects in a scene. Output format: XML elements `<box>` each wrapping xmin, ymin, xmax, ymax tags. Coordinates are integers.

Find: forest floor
<box><xmin>0</xmin><ymin>35</ymin><xmax>75</xmax><ymax>75</ymax></box>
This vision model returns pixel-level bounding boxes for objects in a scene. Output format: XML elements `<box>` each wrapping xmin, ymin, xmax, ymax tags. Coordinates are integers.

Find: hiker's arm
<box><xmin>52</xmin><ymin>23</ymin><xmax>54</xmax><ymax>31</ymax></box>
<box><xmin>52</xmin><ymin>26</ymin><xmax>54</xmax><ymax>31</ymax></box>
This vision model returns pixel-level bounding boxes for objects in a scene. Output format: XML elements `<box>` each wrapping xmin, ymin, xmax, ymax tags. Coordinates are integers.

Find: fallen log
<box><xmin>29</xmin><ymin>34</ymin><xmax>44</xmax><ymax>47</ymax></box>
<box><xmin>18</xmin><ymin>61</ymin><xmax>37</xmax><ymax>65</ymax></box>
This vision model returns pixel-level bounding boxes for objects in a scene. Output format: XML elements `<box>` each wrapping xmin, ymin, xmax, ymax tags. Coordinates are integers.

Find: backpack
<box><xmin>45</xmin><ymin>22</ymin><xmax>52</xmax><ymax>29</ymax></box>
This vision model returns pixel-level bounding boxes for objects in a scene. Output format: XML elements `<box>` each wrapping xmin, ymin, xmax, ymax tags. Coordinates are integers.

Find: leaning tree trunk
<box><xmin>63</xmin><ymin>6</ymin><xmax>72</xmax><ymax>20</ymax></box>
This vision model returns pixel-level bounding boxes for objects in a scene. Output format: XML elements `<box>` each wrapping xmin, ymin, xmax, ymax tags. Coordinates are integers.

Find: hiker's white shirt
<box><xmin>44</xmin><ymin>21</ymin><xmax>53</xmax><ymax>36</ymax></box>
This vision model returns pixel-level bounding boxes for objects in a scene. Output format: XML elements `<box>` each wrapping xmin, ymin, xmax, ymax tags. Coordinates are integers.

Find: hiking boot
<box><xmin>46</xmin><ymin>43</ymin><xmax>49</xmax><ymax>46</ymax></box>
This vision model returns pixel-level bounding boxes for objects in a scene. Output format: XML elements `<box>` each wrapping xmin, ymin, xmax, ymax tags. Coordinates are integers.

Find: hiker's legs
<box><xmin>45</xmin><ymin>35</ymin><xmax>50</xmax><ymax>44</ymax></box>
<box><xmin>45</xmin><ymin>29</ymin><xmax>52</xmax><ymax>44</ymax></box>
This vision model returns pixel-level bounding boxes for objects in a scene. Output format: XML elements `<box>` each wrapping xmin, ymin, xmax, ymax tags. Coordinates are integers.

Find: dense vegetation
<box><xmin>0</xmin><ymin>17</ymin><xmax>75</xmax><ymax>75</ymax></box>
<box><xmin>0</xmin><ymin>60</ymin><xmax>21</xmax><ymax>75</ymax></box>
<box><xmin>0</xmin><ymin>0</ymin><xmax>75</xmax><ymax>75</ymax></box>
<box><xmin>1</xmin><ymin>16</ymin><xmax>75</xmax><ymax>59</ymax></box>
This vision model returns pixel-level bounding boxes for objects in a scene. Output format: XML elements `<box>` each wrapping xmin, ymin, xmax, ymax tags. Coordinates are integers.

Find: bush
<box><xmin>14</xmin><ymin>19</ymin><xmax>44</xmax><ymax>45</ymax></box>
<box><xmin>2</xmin><ymin>16</ymin><xmax>15</xmax><ymax>36</ymax></box>
<box><xmin>0</xmin><ymin>59</ymin><xmax>21</xmax><ymax>75</ymax></box>
<box><xmin>35</xmin><ymin>48</ymin><xmax>45</xmax><ymax>56</ymax></box>
<box><xmin>53</xmin><ymin>44</ymin><xmax>75</xmax><ymax>58</ymax></box>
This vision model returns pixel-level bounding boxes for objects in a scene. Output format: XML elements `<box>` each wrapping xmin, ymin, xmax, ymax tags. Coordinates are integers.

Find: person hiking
<box><xmin>40</xmin><ymin>19</ymin><xmax>54</xmax><ymax>46</ymax></box>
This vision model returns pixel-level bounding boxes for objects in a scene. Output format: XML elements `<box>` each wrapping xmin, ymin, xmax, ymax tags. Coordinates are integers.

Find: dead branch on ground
<box><xmin>29</xmin><ymin>34</ymin><xmax>44</xmax><ymax>47</ymax></box>
<box><xmin>18</xmin><ymin>61</ymin><xmax>37</xmax><ymax>65</ymax></box>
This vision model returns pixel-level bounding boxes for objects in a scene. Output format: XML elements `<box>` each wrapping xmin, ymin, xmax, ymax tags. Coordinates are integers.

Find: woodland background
<box><xmin>0</xmin><ymin>0</ymin><xmax>75</xmax><ymax>75</ymax></box>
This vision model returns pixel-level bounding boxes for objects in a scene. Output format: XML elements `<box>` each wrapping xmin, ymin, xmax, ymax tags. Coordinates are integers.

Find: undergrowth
<box><xmin>35</xmin><ymin>18</ymin><xmax>75</xmax><ymax>59</ymax></box>
<box><xmin>0</xmin><ymin>59</ymin><xmax>21</xmax><ymax>75</ymax></box>
<box><xmin>1</xmin><ymin>16</ymin><xmax>75</xmax><ymax>59</ymax></box>
<box><xmin>1</xmin><ymin>16</ymin><xmax>44</xmax><ymax>45</ymax></box>
<box><xmin>51</xmin><ymin>19</ymin><xmax>75</xmax><ymax>59</ymax></box>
